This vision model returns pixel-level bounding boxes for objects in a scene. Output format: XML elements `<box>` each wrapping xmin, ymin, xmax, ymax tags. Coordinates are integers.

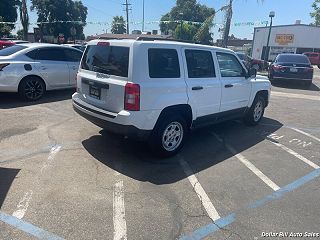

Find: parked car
<box><xmin>0</xmin><ymin>43</ymin><xmax>83</xmax><ymax>101</ymax></box>
<box><xmin>236</xmin><ymin>52</ymin><xmax>267</xmax><ymax>71</ymax></box>
<box><xmin>63</xmin><ymin>44</ymin><xmax>86</xmax><ymax>52</ymax></box>
<box><xmin>268</xmin><ymin>54</ymin><xmax>313</xmax><ymax>87</ymax></box>
<box><xmin>72</xmin><ymin>39</ymin><xmax>271</xmax><ymax>157</ymax></box>
<box><xmin>303</xmin><ymin>52</ymin><xmax>320</xmax><ymax>68</ymax></box>
<box><xmin>0</xmin><ymin>40</ymin><xmax>15</xmax><ymax>50</ymax></box>
<box><xmin>11</xmin><ymin>40</ymin><xmax>29</xmax><ymax>44</ymax></box>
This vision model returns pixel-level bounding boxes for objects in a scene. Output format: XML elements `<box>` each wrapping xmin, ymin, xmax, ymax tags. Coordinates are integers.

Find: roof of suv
<box><xmin>88</xmin><ymin>39</ymin><xmax>233</xmax><ymax>53</ymax></box>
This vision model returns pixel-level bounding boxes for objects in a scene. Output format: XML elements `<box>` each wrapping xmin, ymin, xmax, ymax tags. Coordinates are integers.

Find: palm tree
<box><xmin>19</xmin><ymin>0</ymin><xmax>29</xmax><ymax>40</ymax></box>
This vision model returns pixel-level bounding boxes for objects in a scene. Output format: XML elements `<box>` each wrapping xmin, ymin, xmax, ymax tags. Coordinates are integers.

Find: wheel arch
<box><xmin>18</xmin><ymin>75</ymin><xmax>47</xmax><ymax>91</ymax></box>
<box><xmin>255</xmin><ymin>90</ymin><xmax>269</xmax><ymax>107</ymax></box>
<box><xmin>155</xmin><ymin>104</ymin><xmax>193</xmax><ymax>130</ymax></box>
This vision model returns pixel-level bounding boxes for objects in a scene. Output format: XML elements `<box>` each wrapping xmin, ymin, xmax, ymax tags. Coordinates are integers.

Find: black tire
<box><xmin>244</xmin><ymin>95</ymin><xmax>266</xmax><ymax>126</ymax></box>
<box><xmin>149</xmin><ymin>114</ymin><xmax>187</xmax><ymax>157</ymax></box>
<box><xmin>19</xmin><ymin>76</ymin><xmax>45</xmax><ymax>101</ymax></box>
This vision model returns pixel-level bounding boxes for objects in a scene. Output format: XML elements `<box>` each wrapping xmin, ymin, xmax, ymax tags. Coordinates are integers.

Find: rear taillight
<box><xmin>273</xmin><ymin>65</ymin><xmax>284</xmax><ymax>71</ymax></box>
<box><xmin>124</xmin><ymin>83</ymin><xmax>140</xmax><ymax>111</ymax></box>
<box><xmin>304</xmin><ymin>67</ymin><xmax>313</xmax><ymax>73</ymax></box>
<box><xmin>0</xmin><ymin>63</ymin><xmax>10</xmax><ymax>71</ymax></box>
<box><xmin>97</xmin><ymin>42</ymin><xmax>110</xmax><ymax>46</ymax></box>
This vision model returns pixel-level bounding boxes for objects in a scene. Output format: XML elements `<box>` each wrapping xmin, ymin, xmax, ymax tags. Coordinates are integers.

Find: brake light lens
<box><xmin>0</xmin><ymin>63</ymin><xmax>10</xmax><ymax>71</ymax></box>
<box><xmin>304</xmin><ymin>67</ymin><xmax>313</xmax><ymax>73</ymax></box>
<box><xmin>124</xmin><ymin>83</ymin><xmax>140</xmax><ymax>111</ymax></box>
<box><xmin>97</xmin><ymin>42</ymin><xmax>110</xmax><ymax>46</ymax></box>
<box><xmin>273</xmin><ymin>65</ymin><xmax>284</xmax><ymax>71</ymax></box>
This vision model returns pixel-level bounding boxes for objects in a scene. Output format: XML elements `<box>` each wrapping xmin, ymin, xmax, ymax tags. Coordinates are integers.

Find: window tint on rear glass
<box><xmin>81</xmin><ymin>45</ymin><xmax>129</xmax><ymax>77</ymax></box>
<box><xmin>0</xmin><ymin>45</ymin><xmax>27</xmax><ymax>56</ymax></box>
<box><xmin>185</xmin><ymin>50</ymin><xmax>215</xmax><ymax>78</ymax></box>
<box><xmin>148</xmin><ymin>48</ymin><xmax>180</xmax><ymax>78</ymax></box>
<box><xmin>277</xmin><ymin>55</ymin><xmax>310</xmax><ymax>64</ymax></box>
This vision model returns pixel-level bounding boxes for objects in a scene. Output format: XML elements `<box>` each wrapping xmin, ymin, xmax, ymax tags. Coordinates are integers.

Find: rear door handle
<box><xmin>40</xmin><ymin>66</ymin><xmax>47</xmax><ymax>70</ymax></box>
<box><xmin>192</xmin><ymin>86</ymin><xmax>204</xmax><ymax>91</ymax></box>
<box><xmin>224</xmin><ymin>84</ymin><xmax>234</xmax><ymax>88</ymax></box>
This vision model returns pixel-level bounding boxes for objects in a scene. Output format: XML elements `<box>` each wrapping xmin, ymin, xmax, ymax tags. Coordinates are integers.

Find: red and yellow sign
<box><xmin>276</xmin><ymin>34</ymin><xmax>294</xmax><ymax>45</ymax></box>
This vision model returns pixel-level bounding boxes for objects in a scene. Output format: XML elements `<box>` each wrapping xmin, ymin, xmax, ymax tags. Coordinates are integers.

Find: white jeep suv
<box><xmin>72</xmin><ymin>39</ymin><xmax>271</xmax><ymax>156</ymax></box>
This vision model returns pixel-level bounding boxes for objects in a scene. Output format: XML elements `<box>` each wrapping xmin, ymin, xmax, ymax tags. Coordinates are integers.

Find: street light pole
<box><xmin>265</xmin><ymin>11</ymin><xmax>275</xmax><ymax>64</ymax></box>
<box><xmin>142</xmin><ymin>0</ymin><xmax>145</xmax><ymax>32</ymax></box>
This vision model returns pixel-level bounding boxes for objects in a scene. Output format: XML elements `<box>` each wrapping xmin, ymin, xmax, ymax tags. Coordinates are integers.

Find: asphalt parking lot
<box><xmin>1</xmin><ymin>69</ymin><xmax>320</xmax><ymax>240</ymax></box>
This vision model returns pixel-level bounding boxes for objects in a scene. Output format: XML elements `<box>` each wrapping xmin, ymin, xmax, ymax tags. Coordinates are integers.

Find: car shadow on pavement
<box><xmin>0</xmin><ymin>89</ymin><xmax>75</xmax><ymax>109</ymax></box>
<box><xmin>82</xmin><ymin>117</ymin><xmax>283</xmax><ymax>185</ymax></box>
<box><xmin>0</xmin><ymin>168</ymin><xmax>20</xmax><ymax>209</ymax></box>
<box><xmin>271</xmin><ymin>80</ymin><xmax>320</xmax><ymax>92</ymax></box>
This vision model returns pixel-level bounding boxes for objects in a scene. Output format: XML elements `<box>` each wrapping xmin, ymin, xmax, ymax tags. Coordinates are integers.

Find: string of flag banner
<box><xmin>0</xmin><ymin>20</ymin><xmax>269</xmax><ymax>27</ymax></box>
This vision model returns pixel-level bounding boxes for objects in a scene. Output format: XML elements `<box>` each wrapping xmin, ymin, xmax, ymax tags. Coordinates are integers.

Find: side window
<box><xmin>148</xmin><ymin>48</ymin><xmax>180</xmax><ymax>78</ymax></box>
<box><xmin>217</xmin><ymin>52</ymin><xmax>245</xmax><ymax>77</ymax></box>
<box><xmin>25</xmin><ymin>50</ymin><xmax>38</xmax><ymax>60</ymax></box>
<box><xmin>64</xmin><ymin>49</ymin><xmax>83</xmax><ymax>62</ymax></box>
<box><xmin>185</xmin><ymin>50</ymin><xmax>215</xmax><ymax>78</ymax></box>
<box><xmin>37</xmin><ymin>48</ymin><xmax>66</xmax><ymax>61</ymax></box>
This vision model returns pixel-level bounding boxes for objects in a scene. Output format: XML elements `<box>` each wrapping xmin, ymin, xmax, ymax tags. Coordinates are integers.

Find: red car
<box><xmin>0</xmin><ymin>40</ymin><xmax>15</xmax><ymax>50</ymax></box>
<box><xmin>303</xmin><ymin>52</ymin><xmax>320</xmax><ymax>68</ymax></box>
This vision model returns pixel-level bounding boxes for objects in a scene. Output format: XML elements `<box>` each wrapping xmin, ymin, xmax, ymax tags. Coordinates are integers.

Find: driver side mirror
<box><xmin>246</xmin><ymin>67</ymin><xmax>257</xmax><ymax>79</ymax></box>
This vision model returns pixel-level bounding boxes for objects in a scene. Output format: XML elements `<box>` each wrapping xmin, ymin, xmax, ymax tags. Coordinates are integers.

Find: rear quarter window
<box><xmin>148</xmin><ymin>48</ymin><xmax>180</xmax><ymax>78</ymax></box>
<box><xmin>81</xmin><ymin>45</ymin><xmax>129</xmax><ymax>77</ymax></box>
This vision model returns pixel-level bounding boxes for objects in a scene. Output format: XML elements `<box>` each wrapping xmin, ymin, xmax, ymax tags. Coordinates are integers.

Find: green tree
<box><xmin>311</xmin><ymin>0</ymin><xmax>320</xmax><ymax>25</ymax></box>
<box><xmin>160</xmin><ymin>0</ymin><xmax>215</xmax><ymax>44</ymax></box>
<box><xmin>111</xmin><ymin>16</ymin><xmax>126</xmax><ymax>34</ymax></box>
<box><xmin>0</xmin><ymin>0</ymin><xmax>20</xmax><ymax>37</ymax></box>
<box><xmin>31</xmin><ymin>0</ymin><xmax>88</xmax><ymax>41</ymax></box>
<box><xmin>16</xmin><ymin>29</ymin><xmax>24</xmax><ymax>39</ymax></box>
<box><xmin>19</xmin><ymin>0</ymin><xmax>29</xmax><ymax>40</ymax></box>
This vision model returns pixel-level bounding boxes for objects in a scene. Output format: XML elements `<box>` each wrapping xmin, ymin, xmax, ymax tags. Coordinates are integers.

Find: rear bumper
<box><xmin>272</xmin><ymin>71</ymin><xmax>313</xmax><ymax>81</ymax></box>
<box><xmin>72</xmin><ymin>93</ymin><xmax>152</xmax><ymax>141</ymax></box>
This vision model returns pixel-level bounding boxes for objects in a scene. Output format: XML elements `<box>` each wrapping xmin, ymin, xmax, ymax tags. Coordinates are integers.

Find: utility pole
<box><xmin>222</xmin><ymin>0</ymin><xmax>233</xmax><ymax>48</ymax></box>
<box><xmin>123</xmin><ymin>0</ymin><xmax>131</xmax><ymax>34</ymax></box>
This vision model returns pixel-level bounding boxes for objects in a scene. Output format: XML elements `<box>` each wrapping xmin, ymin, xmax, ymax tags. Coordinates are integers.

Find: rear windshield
<box><xmin>81</xmin><ymin>45</ymin><xmax>129</xmax><ymax>77</ymax></box>
<box><xmin>277</xmin><ymin>55</ymin><xmax>310</xmax><ymax>64</ymax></box>
<box><xmin>0</xmin><ymin>45</ymin><xmax>27</xmax><ymax>56</ymax></box>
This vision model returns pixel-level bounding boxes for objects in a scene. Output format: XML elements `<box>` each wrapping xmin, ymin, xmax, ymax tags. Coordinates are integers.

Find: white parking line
<box><xmin>267</xmin><ymin>139</ymin><xmax>320</xmax><ymax>169</ymax></box>
<box><xmin>179</xmin><ymin>157</ymin><xmax>221</xmax><ymax>222</ymax></box>
<box><xmin>212</xmin><ymin>133</ymin><xmax>280</xmax><ymax>191</ymax></box>
<box><xmin>113</xmin><ymin>180</ymin><xmax>127</xmax><ymax>240</ymax></box>
<box><xmin>290</xmin><ymin>127</ymin><xmax>320</xmax><ymax>143</ymax></box>
<box><xmin>272</xmin><ymin>91</ymin><xmax>320</xmax><ymax>101</ymax></box>
<box><xmin>12</xmin><ymin>190</ymin><xmax>33</xmax><ymax>219</ymax></box>
<box><xmin>11</xmin><ymin>145</ymin><xmax>62</xmax><ymax>220</ymax></box>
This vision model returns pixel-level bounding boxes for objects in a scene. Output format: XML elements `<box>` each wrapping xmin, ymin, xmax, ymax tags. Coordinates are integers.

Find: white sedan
<box><xmin>0</xmin><ymin>43</ymin><xmax>83</xmax><ymax>101</ymax></box>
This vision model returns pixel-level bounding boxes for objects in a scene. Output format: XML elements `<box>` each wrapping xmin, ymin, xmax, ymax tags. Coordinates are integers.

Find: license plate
<box><xmin>89</xmin><ymin>85</ymin><xmax>101</xmax><ymax>100</ymax></box>
<box><xmin>290</xmin><ymin>67</ymin><xmax>298</xmax><ymax>73</ymax></box>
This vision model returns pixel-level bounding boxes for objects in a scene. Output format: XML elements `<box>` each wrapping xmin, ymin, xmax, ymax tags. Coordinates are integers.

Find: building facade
<box><xmin>252</xmin><ymin>24</ymin><xmax>320</xmax><ymax>61</ymax></box>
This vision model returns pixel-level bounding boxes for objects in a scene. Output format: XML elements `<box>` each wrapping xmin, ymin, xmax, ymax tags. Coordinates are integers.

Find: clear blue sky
<box><xmin>21</xmin><ymin>0</ymin><xmax>315</xmax><ymax>40</ymax></box>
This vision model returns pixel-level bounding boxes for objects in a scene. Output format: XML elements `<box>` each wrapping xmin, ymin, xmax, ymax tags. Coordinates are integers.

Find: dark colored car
<box><xmin>268</xmin><ymin>54</ymin><xmax>313</xmax><ymax>87</ymax></box>
<box><xmin>303</xmin><ymin>52</ymin><xmax>320</xmax><ymax>68</ymax></box>
<box><xmin>236</xmin><ymin>52</ymin><xmax>267</xmax><ymax>71</ymax></box>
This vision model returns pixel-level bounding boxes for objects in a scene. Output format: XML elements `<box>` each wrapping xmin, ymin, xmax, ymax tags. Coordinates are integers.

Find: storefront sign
<box><xmin>275</xmin><ymin>34</ymin><xmax>294</xmax><ymax>45</ymax></box>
